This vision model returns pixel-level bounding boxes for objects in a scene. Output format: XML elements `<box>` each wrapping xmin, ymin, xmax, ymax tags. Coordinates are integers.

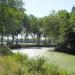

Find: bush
<box><xmin>55</xmin><ymin>28</ymin><xmax>75</xmax><ymax>54</ymax></box>
<box><xmin>0</xmin><ymin>46</ymin><xmax>12</xmax><ymax>55</ymax></box>
<box><xmin>55</xmin><ymin>43</ymin><xmax>67</xmax><ymax>52</ymax></box>
<box><xmin>28</xmin><ymin>58</ymin><xmax>45</xmax><ymax>73</ymax></box>
<box><xmin>9</xmin><ymin>44</ymin><xmax>22</xmax><ymax>49</ymax></box>
<box><xmin>13</xmin><ymin>53</ymin><xmax>28</xmax><ymax>63</ymax></box>
<box><xmin>27</xmin><ymin>58</ymin><xmax>70</xmax><ymax>75</ymax></box>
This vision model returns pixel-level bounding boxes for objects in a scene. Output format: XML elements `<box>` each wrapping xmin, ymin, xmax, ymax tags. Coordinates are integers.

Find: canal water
<box><xmin>12</xmin><ymin>47</ymin><xmax>54</xmax><ymax>58</ymax></box>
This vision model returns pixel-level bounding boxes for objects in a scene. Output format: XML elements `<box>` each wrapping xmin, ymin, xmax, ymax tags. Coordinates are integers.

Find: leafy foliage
<box><xmin>55</xmin><ymin>28</ymin><xmax>75</xmax><ymax>54</ymax></box>
<box><xmin>0</xmin><ymin>46</ymin><xmax>12</xmax><ymax>55</ymax></box>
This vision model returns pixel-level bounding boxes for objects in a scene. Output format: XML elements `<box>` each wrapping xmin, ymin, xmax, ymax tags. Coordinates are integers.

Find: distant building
<box><xmin>72</xmin><ymin>6</ymin><xmax>75</xmax><ymax>12</ymax></box>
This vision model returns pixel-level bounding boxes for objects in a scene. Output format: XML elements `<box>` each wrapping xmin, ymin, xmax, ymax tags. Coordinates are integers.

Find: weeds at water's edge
<box><xmin>0</xmin><ymin>52</ymin><xmax>71</xmax><ymax>75</ymax></box>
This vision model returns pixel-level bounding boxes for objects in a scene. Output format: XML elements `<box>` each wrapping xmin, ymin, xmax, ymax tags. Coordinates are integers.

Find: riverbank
<box><xmin>11</xmin><ymin>47</ymin><xmax>75</xmax><ymax>75</ymax></box>
<box><xmin>0</xmin><ymin>53</ymin><xmax>70</xmax><ymax>75</ymax></box>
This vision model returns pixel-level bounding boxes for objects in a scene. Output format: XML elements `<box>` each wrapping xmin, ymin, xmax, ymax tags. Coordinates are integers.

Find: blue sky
<box><xmin>23</xmin><ymin>0</ymin><xmax>74</xmax><ymax>17</ymax></box>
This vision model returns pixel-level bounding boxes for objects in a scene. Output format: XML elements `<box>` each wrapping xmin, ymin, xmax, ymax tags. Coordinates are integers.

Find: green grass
<box><xmin>0</xmin><ymin>53</ymin><xmax>71</xmax><ymax>75</ymax></box>
<box><xmin>44</xmin><ymin>50</ymin><xmax>75</xmax><ymax>75</ymax></box>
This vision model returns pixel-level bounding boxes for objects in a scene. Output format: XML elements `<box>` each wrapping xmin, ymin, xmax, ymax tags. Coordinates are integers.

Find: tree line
<box><xmin>0</xmin><ymin>0</ymin><xmax>75</xmax><ymax>47</ymax></box>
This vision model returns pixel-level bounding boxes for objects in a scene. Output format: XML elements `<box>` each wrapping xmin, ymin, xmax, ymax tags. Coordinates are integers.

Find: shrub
<box><xmin>9</xmin><ymin>44</ymin><xmax>22</xmax><ymax>49</ymax></box>
<box><xmin>0</xmin><ymin>46</ymin><xmax>12</xmax><ymax>55</ymax></box>
<box><xmin>55</xmin><ymin>28</ymin><xmax>75</xmax><ymax>54</ymax></box>
<box><xmin>28</xmin><ymin>57</ymin><xmax>70</xmax><ymax>75</ymax></box>
<box><xmin>13</xmin><ymin>53</ymin><xmax>28</xmax><ymax>64</ymax></box>
<box><xmin>28</xmin><ymin>58</ymin><xmax>45</xmax><ymax>73</ymax></box>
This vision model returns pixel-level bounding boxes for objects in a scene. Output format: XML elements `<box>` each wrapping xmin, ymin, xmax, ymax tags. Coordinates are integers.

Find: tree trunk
<box><xmin>37</xmin><ymin>34</ymin><xmax>41</xmax><ymax>46</ymax></box>
<box><xmin>27</xmin><ymin>33</ymin><xmax>28</xmax><ymax>46</ymax></box>
<box><xmin>31</xmin><ymin>34</ymin><xmax>35</xmax><ymax>46</ymax></box>
<box><xmin>45</xmin><ymin>36</ymin><xmax>47</xmax><ymax>45</ymax></box>
<box><xmin>16</xmin><ymin>34</ymin><xmax>18</xmax><ymax>45</ymax></box>
<box><xmin>26</xmin><ymin>29</ymin><xmax>29</xmax><ymax>46</ymax></box>
<box><xmin>1</xmin><ymin>34</ymin><xmax>3</xmax><ymax>45</ymax></box>
<box><xmin>12</xmin><ymin>34</ymin><xmax>14</xmax><ymax>45</ymax></box>
<box><xmin>24</xmin><ymin>33</ymin><xmax>26</xmax><ymax>45</ymax></box>
<box><xmin>49</xmin><ymin>36</ymin><xmax>51</xmax><ymax>46</ymax></box>
<box><xmin>21</xmin><ymin>33</ymin><xmax>22</xmax><ymax>46</ymax></box>
<box><xmin>7</xmin><ymin>34</ymin><xmax>9</xmax><ymax>45</ymax></box>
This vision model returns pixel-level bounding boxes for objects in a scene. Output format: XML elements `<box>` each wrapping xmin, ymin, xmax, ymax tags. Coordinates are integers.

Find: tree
<box><xmin>64</xmin><ymin>28</ymin><xmax>75</xmax><ymax>49</ymax></box>
<box><xmin>57</xmin><ymin>10</ymin><xmax>70</xmax><ymax>42</ymax></box>
<box><xmin>29</xmin><ymin>15</ymin><xmax>39</xmax><ymax>45</ymax></box>
<box><xmin>22</xmin><ymin>14</ymin><xmax>30</xmax><ymax>46</ymax></box>
<box><xmin>0</xmin><ymin>0</ymin><xmax>7</xmax><ymax>45</ymax></box>
<box><xmin>0</xmin><ymin>0</ymin><xmax>25</xmax><ymax>45</ymax></box>
<box><xmin>36</xmin><ymin>18</ymin><xmax>43</xmax><ymax>45</ymax></box>
<box><xmin>42</xmin><ymin>11</ymin><xmax>59</xmax><ymax>45</ymax></box>
<box><xmin>29</xmin><ymin>15</ymin><xmax>44</xmax><ymax>46</ymax></box>
<box><xmin>70</xmin><ymin>12</ymin><xmax>75</xmax><ymax>28</ymax></box>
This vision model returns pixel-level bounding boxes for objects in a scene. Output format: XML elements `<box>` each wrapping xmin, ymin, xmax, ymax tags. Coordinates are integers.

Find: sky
<box><xmin>23</xmin><ymin>0</ymin><xmax>74</xmax><ymax>17</ymax></box>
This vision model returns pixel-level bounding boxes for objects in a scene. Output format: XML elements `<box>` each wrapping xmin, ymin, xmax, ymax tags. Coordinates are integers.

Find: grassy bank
<box><xmin>0</xmin><ymin>53</ymin><xmax>71</xmax><ymax>75</ymax></box>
